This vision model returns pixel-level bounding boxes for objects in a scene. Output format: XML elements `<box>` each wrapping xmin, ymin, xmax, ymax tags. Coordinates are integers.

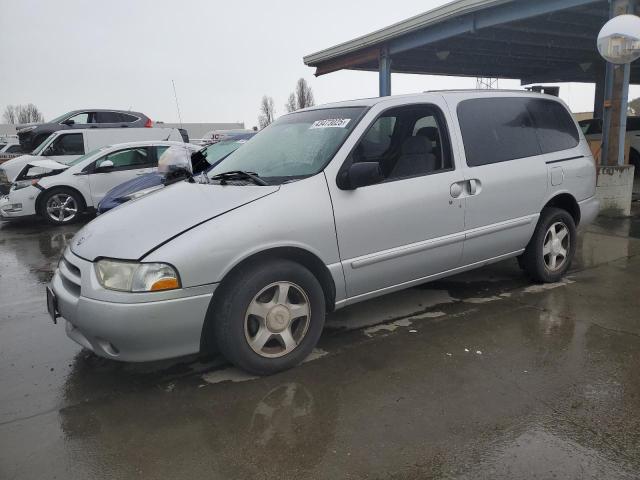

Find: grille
<box><xmin>59</xmin><ymin>256</ymin><xmax>82</xmax><ymax>297</ymax></box>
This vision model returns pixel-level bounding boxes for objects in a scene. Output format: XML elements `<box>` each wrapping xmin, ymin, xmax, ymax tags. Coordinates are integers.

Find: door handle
<box><xmin>468</xmin><ymin>179</ymin><xmax>477</xmax><ymax>195</ymax></box>
<box><xmin>467</xmin><ymin>179</ymin><xmax>481</xmax><ymax>196</ymax></box>
<box><xmin>450</xmin><ymin>179</ymin><xmax>481</xmax><ymax>198</ymax></box>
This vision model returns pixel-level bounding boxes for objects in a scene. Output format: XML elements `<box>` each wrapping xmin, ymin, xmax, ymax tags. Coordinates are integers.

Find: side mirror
<box><xmin>338</xmin><ymin>162</ymin><xmax>383</xmax><ymax>190</ymax></box>
<box><xmin>62</xmin><ymin>119</ymin><xmax>75</xmax><ymax>126</ymax></box>
<box><xmin>96</xmin><ymin>159</ymin><xmax>114</xmax><ymax>171</ymax></box>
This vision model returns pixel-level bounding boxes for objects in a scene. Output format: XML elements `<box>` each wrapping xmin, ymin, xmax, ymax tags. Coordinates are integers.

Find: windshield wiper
<box><xmin>210</xmin><ymin>170</ymin><xmax>268</xmax><ymax>186</ymax></box>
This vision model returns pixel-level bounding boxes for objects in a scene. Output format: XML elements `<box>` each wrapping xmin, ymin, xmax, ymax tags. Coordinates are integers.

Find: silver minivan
<box><xmin>49</xmin><ymin>91</ymin><xmax>599</xmax><ymax>374</ymax></box>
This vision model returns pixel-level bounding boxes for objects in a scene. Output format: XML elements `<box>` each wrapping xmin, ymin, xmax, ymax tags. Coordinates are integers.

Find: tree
<box><xmin>285</xmin><ymin>78</ymin><xmax>315</xmax><ymax>113</ymax></box>
<box><xmin>258</xmin><ymin>95</ymin><xmax>276</xmax><ymax>129</ymax></box>
<box><xmin>3</xmin><ymin>104</ymin><xmax>44</xmax><ymax>124</ymax></box>
<box><xmin>16</xmin><ymin>104</ymin><xmax>44</xmax><ymax>123</ymax></box>
<box><xmin>285</xmin><ymin>93</ymin><xmax>297</xmax><ymax>113</ymax></box>
<box><xmin>295</xmin><ymin>78</ymin><xmax>315</xmax><ymax>110</ymax></box>
<box><xmin>2</xmin><ymin>105</ymin><xmax>16</xmax><ymax>124</ymax></box>
<box><xmin>628</xmin><ymin>97</ymin><xmax>640</xmax><ymax>116</ymax></box>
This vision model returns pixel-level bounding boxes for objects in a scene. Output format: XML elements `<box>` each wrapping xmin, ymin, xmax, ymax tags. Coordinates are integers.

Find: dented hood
<box><xmin>26</xmin><ymin>159</ymin><xmax>69</xmax><ymax>170</ymax></box>
<box><xmin>71</xmin><ymin>181</ymin><xmax>279</xmax><ymax>261</ymax></box>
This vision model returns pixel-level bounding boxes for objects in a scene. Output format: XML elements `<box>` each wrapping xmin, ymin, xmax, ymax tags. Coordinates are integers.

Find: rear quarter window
<box><xmin>457</xmin><ymin>97</ymin><xmax>579</xmax><ymax>167</ymax></box>
<box><xmin>527</xmin><ymin>99</ymin><xmax>579</xmax><ymax>154</ymax></box>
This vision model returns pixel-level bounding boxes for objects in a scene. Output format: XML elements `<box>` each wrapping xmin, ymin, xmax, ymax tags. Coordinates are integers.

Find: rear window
<box><xmin>457</xmin><ymin>97</ymin><xmax>579</xmax><ymax>167</ymax></box>
<box><xmin>119</xmin><ymin>113</ymin><xmax>139</xmax><ymax>123</ymax></box>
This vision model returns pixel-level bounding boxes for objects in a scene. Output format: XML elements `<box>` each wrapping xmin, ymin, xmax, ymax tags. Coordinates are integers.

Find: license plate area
<box><xmin>46</xmin><ymin>286</ymin><xmax>59</xmax><ymax>324</ymax></box>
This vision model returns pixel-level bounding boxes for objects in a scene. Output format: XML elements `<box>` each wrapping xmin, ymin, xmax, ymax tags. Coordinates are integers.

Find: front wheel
<box><xmin>40</xmin><ymin>188</ymin><xmax>84</xmax><ymax>225</ymax></box>
<box><xmin>211</xmin><ymin>259</ymin><xmax>326</xmax><ymax>375</ymax></box>
<box><xmin>521</xmin><ymin>207</ymin><xmax>577</xmax><ymax>283</ymax></box>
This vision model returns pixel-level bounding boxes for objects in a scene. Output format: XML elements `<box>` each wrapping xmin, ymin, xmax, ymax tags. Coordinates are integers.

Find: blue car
<box><xmin>97</xmin><ymin>132</ymin><xmax>256</xmax><ymax>213</ymax></box>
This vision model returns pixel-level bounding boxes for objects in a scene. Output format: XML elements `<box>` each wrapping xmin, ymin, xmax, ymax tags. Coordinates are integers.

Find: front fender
<box><xmin>144</xmin><ymin>174</ymin><xmax>341</xmax><ymax>290</ymax></box>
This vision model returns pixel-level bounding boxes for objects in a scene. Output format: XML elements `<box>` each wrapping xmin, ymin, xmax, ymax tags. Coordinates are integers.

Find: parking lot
<box><xmin>0</xmin><ymin>205</ymin><xmax>638</xmax><ymax>479</ymax></box>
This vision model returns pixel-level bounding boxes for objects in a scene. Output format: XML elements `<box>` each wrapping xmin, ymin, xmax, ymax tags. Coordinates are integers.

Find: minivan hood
<box><xmin>71</xmin><ymin>181</ymin><xmax>279</xmax><ymax>261</ymax></box>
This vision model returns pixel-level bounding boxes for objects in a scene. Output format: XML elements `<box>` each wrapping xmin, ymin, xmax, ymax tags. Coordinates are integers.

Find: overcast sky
<box><xmin>1</xmin><ymin>0</ymin><xmax>638</xmax><ymax>127</ymax></box>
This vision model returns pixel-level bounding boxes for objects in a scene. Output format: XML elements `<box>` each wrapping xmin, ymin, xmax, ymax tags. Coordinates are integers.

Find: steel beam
<box><xmin>379</xmin><ymin>46</ymin><xmax>392</xmax><ymax>97</ymax></box>
<box><xmin>388</xmin><ymin>0</ymin><xmax>601</xmax><ymax>55</ymax></box>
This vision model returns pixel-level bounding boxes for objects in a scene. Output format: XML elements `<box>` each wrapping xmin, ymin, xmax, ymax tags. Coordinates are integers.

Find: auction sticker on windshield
<box><xmin>310</xmin><ymin>118</ymin><xmax>351</xmax><ymax>129</ymax></box>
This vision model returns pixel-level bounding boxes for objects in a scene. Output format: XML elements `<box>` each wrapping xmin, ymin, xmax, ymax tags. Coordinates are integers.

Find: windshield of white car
<box><xmin>207</xmin><ymin>107</ymin><xmax>366</xmax><ymax>184</ymax></box>
<box><xmin>31</xmin><ymin>135</ymin><xmax>57</xmax><ymax>155</ymax></box>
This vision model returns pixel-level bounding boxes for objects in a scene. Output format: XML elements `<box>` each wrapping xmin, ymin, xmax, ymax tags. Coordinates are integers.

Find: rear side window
<box><xmin>457</xmin><ymin>97</ymin><xmax>580</xmax><ymax>167</ymax></box>
<box><xmin>457</xmin><ymin>98</ymin><xmax>540</xmax><ymax>166</ymax></box>
<box><xmin>527</xmin><ymin>99</ymin><xmax>579</xmax><ymax>153</ymax></box>
<box><xmin>6</xmin><ymin>145</ymin><xmax>22</xmax><ymax>153</ymax></box>
<box><xmin>95</xmin><ymin>112</ymin><xmax>123</xmax><ymax>123</ymax></box>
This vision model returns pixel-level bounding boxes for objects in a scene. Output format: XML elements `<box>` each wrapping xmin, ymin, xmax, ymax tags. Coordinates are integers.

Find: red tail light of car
<box><xmin>144</xmin><ymin>118</ymin><xmax>153</xmax><ymax>128</ymax></box>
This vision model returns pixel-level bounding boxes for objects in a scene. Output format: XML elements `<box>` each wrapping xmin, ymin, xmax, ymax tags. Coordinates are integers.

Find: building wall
<box><xmin>154</xmin><ymin>122</ymin><xmax>246</xmax><ymax>139</ymax></box>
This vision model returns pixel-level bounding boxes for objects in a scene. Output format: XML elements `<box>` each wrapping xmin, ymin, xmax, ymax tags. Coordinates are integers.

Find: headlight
<box><xmin>11</xmin><ymin>179</ymin><xmax>38</xmax><ymax>191</ymax></box>
<box><xmin>18</xmin><ymin>126</ymin><xmax>37</xmax><ymax>134</ymax></box>
<box><xmin>95</xmin><ymin>259</ymin><xmax>180</xmax><ymax>292</ymax></box>
<box><xmin>122</xmin><ymin>185</ymin><xmax>164</xmax><ymax>201</ymax></box>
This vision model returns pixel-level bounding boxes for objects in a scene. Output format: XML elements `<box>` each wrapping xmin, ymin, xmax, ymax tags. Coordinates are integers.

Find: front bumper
<box><xmin>51</xmin><ymin>250</ymin><xmax>215</xmax><ymax>361</ymax></box>
<box><xmin>578</xmin><ymin>196</ymin><xmax>600</xmax><ymax>228</ymax></box>
<box><xmin>0</xmin><ymin>186</ymin><xmax>38</xmax><ymax>219</ymax></box>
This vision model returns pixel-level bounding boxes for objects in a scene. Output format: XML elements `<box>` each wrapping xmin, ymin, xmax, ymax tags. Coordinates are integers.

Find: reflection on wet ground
<box><xmin>1</xmin><ymin>206</ymin><xmax>639</xmax><ymax>479</ymax></box>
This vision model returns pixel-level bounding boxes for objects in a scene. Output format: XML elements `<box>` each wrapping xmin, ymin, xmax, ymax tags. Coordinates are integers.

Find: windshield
<box><xmin>204</xmin><ymin>138</ymin><xmax>251</xmax><ymax>166</ymax></box>
<box><xmin>49</xmin><ymin>112</ymin><xmax>72</xmax><ymax>124</ymax></box>
<box><xmin>208</xmin><ymin>107</ymin><xmax>366</xmax><ymax>183</ymax></box>
<box><xmin>31</xmin><ymin>134</ymin><xmax>57</xmax><ymax>155</ymax></box>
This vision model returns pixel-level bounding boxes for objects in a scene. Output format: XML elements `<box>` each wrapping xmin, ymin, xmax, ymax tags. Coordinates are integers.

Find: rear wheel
<box><xmin>40</xmin><ymin>188</ymin><xmax>84</xmax><ymax>225</ymax></box>
<box><xmin>521</xmin><ymin>207</ymin><xmax>576</xmax><ymax>283</ymax></box>
<box><xmin>211</xmin><ymin>259</ymin><xmax>325</xmax><ymax>375</ymax></box>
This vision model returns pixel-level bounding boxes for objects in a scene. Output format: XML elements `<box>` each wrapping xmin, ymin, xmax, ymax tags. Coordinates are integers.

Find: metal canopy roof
<box><xmin>304</xmin><ymin>0</ymin><xmax>640</xmax><ymax>85</ymax></box>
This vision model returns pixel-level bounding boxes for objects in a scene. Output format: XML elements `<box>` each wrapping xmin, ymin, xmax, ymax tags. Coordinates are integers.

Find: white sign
<box><xmin>310</xmin><ymin>118</ymin><xmax>351</xmax><ymax>129</ymax></box>
<box><xmin>597</xmin><ymin>14</ymin><xmax>640</xmax><ymax>64</ymax></box>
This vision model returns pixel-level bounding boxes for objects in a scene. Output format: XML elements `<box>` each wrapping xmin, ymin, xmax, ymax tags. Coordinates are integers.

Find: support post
<box><xmin>601</xmin><ymin>61</ymin><xmax>615</xmax><ymax>165</ymax></box>
<box><xmin>617</xmin><ymin>63</ymin><xmax>631</xmax><ymax>165</ymax></box>
<box><xmin>603</xmin><ymin>0</ymin><xmax>635</xmax><ymax>166</ymax></box>
<box><xmin>379</xmin><ymin>46</ymin><xmax>392</xmax><ymax>97</ymax></box>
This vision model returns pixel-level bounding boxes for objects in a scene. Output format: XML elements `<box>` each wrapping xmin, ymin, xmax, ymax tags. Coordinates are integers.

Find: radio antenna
<box><xmin>172</xmin><ymin>80</ymin><xmax>183</xmax><ymax>128</ymax></box>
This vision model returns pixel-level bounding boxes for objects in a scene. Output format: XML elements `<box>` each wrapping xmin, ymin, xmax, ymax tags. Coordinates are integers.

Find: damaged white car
<box><xmin>0</xmin><ymin>141</ymin><xmax>199</xmax><ymax>225</ymax></box>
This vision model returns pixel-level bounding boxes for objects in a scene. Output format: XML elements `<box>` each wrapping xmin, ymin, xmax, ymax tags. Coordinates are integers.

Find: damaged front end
<box><xmin>12</xmin><ymin>159</ymin><xmax>69</xmax><ymax>191</ymax></box>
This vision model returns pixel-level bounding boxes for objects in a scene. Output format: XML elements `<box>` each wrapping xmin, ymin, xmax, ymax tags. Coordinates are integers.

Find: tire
<box><xmin>211</xmin><ymin>259</ymin><xmax>326</xmax><ymax>375</ymax></box>
<box><xmin>521</xmin><ymin>207</ymin><xmax>577</xmax><ymax>283</ymax></box>
<box><xmin>40</xmin><ymin>188</ymin><xmax>85</xmax><ymax>225</ymax></box>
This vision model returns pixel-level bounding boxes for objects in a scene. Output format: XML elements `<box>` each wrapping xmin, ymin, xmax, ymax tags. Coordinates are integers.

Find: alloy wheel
<box><xmin>46</xmin><ymin>194</ymin><xmax>78</xmax><ymax>223</ymax></box>
<box><xmin>244</xmin><ymin>281</ymin><xmax>311</xmax><ymax>358</ymax></box>
<box><xmin>542</xmin><ymin>221</ymin><xmax>570</xmax><ymax>271</ymax></box>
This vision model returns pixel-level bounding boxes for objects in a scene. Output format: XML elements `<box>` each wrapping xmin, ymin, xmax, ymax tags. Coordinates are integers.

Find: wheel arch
<box><xmin>200</xmin><ymin>245</ymin><xmax>337</xmax><ymax>353</ymax></box>
<box><xmin>542</xmin><ymin>192</ymin><xmax>581</xmax><ymax>226</ymax></box>
<box><xmin>35</xmin><ymin>185</ymin><xmax>88</xmax><ymax>216</ymax></box>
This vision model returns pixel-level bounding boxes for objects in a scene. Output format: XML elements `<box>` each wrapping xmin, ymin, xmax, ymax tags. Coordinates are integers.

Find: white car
<box><xmin>0</xmin><ymin>127</ymin><xmax>184</xmax><ymax>192</ymax></box>
<box><xmin>0</xmin><ymin>141</ymin><xmax>200</xmax><ymax>225</ymax></box>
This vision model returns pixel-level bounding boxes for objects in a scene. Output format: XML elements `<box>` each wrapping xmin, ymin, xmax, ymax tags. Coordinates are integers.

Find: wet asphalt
<box><xmin>1</xmin><ymin>207</ymin><xmax>639</xmax><ymax>480</ymax></box>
